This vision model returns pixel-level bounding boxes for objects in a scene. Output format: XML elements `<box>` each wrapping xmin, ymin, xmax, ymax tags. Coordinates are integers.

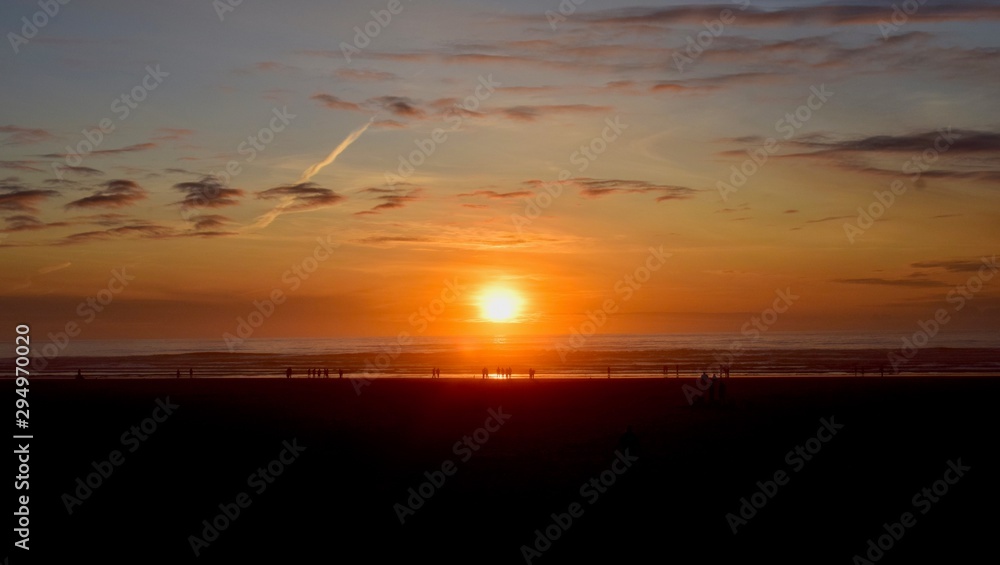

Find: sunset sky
<box><xmin>2</xmin><ymin>0</ymin><xmax>999</xmax><ymax>339</ymax></box>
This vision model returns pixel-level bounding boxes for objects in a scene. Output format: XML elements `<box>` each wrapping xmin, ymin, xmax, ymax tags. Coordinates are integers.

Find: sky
<box><xmin>1</xmin><ymin>0</ymin><xmax>999</xmax><ymax>340</ymax></box>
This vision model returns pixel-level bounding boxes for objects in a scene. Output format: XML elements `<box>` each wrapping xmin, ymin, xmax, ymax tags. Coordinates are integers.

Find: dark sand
<box><xmin>25</xmin><ymin>376</ymin><xmax>1000</xmax><ymax>563</ymax></box>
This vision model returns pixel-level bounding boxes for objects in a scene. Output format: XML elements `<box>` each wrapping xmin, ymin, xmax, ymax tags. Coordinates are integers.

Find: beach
<box><xmin>25</xmin><ymin>375</ymin><xmax>1000</xmax><ymax>563</ymax></box>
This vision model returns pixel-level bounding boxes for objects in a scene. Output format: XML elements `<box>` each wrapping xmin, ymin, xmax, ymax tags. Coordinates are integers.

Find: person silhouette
<box><xmin>77</xmin><ymin>369</ymin><xmax>84</xmax><ymax>380</ymax></box>
<box><xmin>286</xmin><ymin>367</ymin><xmax>292</xmax><ymax>379</ymax></box>
<box><xmin>339</xmin><ymin>369</ymin><xmax>343</xmax><ymax>379</ymax></box>
<box><xmin>607</xmin><ymin>366</ymin><xmax>611</xmax><ymax>379</ymax></box>
<box><xmin>325</xmin><ymin>368</ymin><xmax>329</xmax><ymax>378</ymax></box>
<box><xmin>189</xmin><ymin>368</ymin><xmax>193</xmax><ymax>378</ymax></box>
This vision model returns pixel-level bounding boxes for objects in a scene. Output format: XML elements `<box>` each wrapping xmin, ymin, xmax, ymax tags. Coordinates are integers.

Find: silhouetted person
<box><xmin>77</xmin><ymin>369</ymin><xmax>83</xmax><ymax>380</ymax></box>
<box><xmin>339</xmin><ymin>369</ymin><xmax>343</xmax><ymax>379</ymax></box>
<box><xmin>189</xmin><ymin>368</ymin><xmax>193</xmax><ymax>378</ymax></box>
<box><xmin>324</xmin><ymin>368</ymin><xmax>329</xmax><ymax>378</ymax></box>
<box><xmin>880</xmin><ymin>365</ymin><xmax>884</xmax><ymax>377</ymax></box>
<box><xmin>607</xmin><ymin>367</ymin><xmax>611</xmax><ymax>379</ymax></box>
<box><xmin>286</xmin><ymin>367</ymin><xmax>292</xmax><ymax>379</ymax></box>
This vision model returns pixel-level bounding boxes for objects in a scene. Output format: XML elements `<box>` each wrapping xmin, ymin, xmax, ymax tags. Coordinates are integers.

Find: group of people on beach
<box><xmin>852</xmin><ymin>366</ymin><xmax>885</xmax><ymax>377</ymax></box>
<box><xmin>431</xmin><ymin>368</ymin><xmax>441</xmax><ymax>378</ymax></box>
<box><xmin>284</xmin><ymin>368</ymin><xmax>344</xmax><ymax>379</ymax></box>
<box><xmin>698</xmin><ymin>369</ymin><xmax>730</xmax><ymax>405</ymax></box>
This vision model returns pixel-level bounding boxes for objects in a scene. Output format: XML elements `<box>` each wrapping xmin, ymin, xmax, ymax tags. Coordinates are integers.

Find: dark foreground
<box><xmin>18</xmin><ymin>377</ymin><xmax>1000</xmax><ymax>564</ymax></box>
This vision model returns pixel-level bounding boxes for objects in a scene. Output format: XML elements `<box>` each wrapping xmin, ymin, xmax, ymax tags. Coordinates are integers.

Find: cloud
<box><xmin>151</xmin><ymin>128</ymin><xmax>195</xmax><ymax>141</ymax></box>
<box><xmin>311</xmin><ymin>94</ymin><xmax>364</xmax><ymax>112</ymax></box>
<box><xmin>0</xmin><ymin>181</ymin><xmax>60</xmax><ymax>213</ymax></box>
<box><xmin>188</xmin><ymin>214</ymin><xmax>232</xmax><ymax>231</ymax></box>
<box><xmin>61</xmin><ymin>165</ymin><xmax>104</xmax><ymax>176</ymax></box>
<box><xmin>805</xmin><ymin>215</ymin><xmax>852</xmax><ymax>224</ymax></box>
<box><xmin>0</xmin><ymin>160</ymin><xmax>44</xmax><ymax>172</ymax></box>
<box><xmin>173</xmin><ymin>177</ymin><xmax>245</xmax><ymax>209</ymax></box>
<box><xmin>257</xmin><ymin>183</ymin><xmax>344</xmax><ymax>211</ymax></box>
<box><xmin>368</xmin><ymin>96</ymin><xmax>426</xmax><ymax>119</ymax></box>
<box><xmin>42</xmin><ymin>142</ymin><xmax>157</xmax><ymax>159</ymax></box>
<box><xmin>70</xmin><ymin>212</ymin><xmax>131</xmax><ymax>226</ymax></box>
<box><xmin>336</xmin><ymin>68</ymin><xmax>397</xmax><ymax>82</ymax></box>
<box><xmin>458</xmin><ymin>190</ymin><xmax>533</xmax><ymax>199</ymax></box>
<box><xmin>732</xmin><ymin>129</ymin><xmax>1000</xmax><ymax>184</ymax></box>
<box><xmin>356</xmin><ymin>235</ymin><xmax>433</xmax><ymax>245</ymax></box>
<box><xmin>499</xmin><ymin>104</ymin><xmax>613</xmax><ymax>122</ymax></box>
<box><xmin>790</xmin><ymin>129</ymin><xmax>1000</xmax><ymax>155</ymax></box>
<box><xmin>355</xmin><ymin>186</ymin><xmax>422</xmax><ymax>216</ymax></box>
<box><xmin>566</xmin><ymin>4</ymin><xmax>1000</xmax><ymax>27</ymax></box>
<box><xmin>911</xmin><ymin>257</ymin><xmax>996</xmax><ymax>273</ymax></box>
<box><xmin>60</xmin><ymin>223</ymin><xmax>176</xmax><ymax>245</ymax></box>
<box><xmin>64</xmin><ymin>179</ymin><xmax>146</xmax><ymax>210</ymax></box>
<box><xmin>529</xmin><ymin>178</ymin><xmax>696</xmax><ymax>202</ymax></box>
<box><xmin>1</xmin><ymin>215</ymin><xmax>69</xmax><ymax>233</ymax></box>
<box><xmin>833</xmin><ymin>277</ymin><xmax>949</xmax><ymax>288</ymax></box>
<box><xmin>0</xmin><ymin>125</ymin><xmax>54</xmax><ymax>145</ymax></box>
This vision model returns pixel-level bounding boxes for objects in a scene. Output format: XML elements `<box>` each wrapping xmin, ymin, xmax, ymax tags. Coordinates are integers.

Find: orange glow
<box><xmin>479</xmin><ymin>287</ymin><xmax>523</xmax><ymax>323</ymax></box>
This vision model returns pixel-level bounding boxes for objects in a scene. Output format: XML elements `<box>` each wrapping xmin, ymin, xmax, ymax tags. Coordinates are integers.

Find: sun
<box><xmin>479</xmin><ymin>287</ymin><xmax>523</xmax><ymax>323</ymax></box>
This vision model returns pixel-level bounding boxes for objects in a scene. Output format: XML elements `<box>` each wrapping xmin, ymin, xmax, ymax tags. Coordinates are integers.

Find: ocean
<box><xmin>17</xmin><ymin>331</ymin><xmax>1000</xmax><ymax>379</ymax></box>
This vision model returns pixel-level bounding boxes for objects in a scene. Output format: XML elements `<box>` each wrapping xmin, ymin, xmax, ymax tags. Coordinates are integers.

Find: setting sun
<box><xmin>479</xmin><ymin>288</ymin><xmax>523</xmax><ymax>323</ymax></box>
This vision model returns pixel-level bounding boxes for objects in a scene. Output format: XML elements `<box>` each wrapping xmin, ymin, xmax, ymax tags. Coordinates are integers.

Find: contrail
<box><xmin>299</xmin><ymin>117</ymin><xmax>374</xmax><ymax>184</ymax></box>
<box><xmin>249</xmin><ymin>118</ymin><xmax>374</xmax><ymax>230</ymax></box>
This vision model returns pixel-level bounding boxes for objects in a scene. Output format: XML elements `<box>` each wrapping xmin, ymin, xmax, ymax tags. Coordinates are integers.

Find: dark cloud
<box><xmin>65</xmin><ymin>179</ymin><xmax>147</xmax><ymax>210</ymax></box>
<box><xmin>42</xmin><ymin>142</ymin><xmax>157</xmax><ymax>159</ymax></box>
<box><xmin>0</xmin><ymin>160</ymin><xmax>44</xmax><ymax>172</ymax></box>
<box><xmin>833</xmin><ymin>277</ymin><xmax>949</xmax><ymax>288</ymax></box>
<box><xmin>790</xmin><ymin>129</ymin><xmax>1000</xmax><ymax>155</ymax></box>
<box><xmin>61</xmin><ymin>165</ymin><xmax>104</xmax><ymax>176</ymax></box>
<box><xmin>1</xmin><ymin>215</ymin><xmax>69</xmax><ymax>233</ymax></box>
<box><xmin>188</xmin><ymin>214</ymin><xmax>232</xmax><ymax>231</ymax></box>
<box><xmin>567</xmin><ymin>4</ymin><xmax>1000</xmax><ymax>27</ymax></box>
<box><xmin>0</xmin><ymin>125</ymin><xmax>54</xmax><ymax>145</ymax></box>
<box><xmin>59</xmin><ymin>223</ymin><xmax>175</xmax><ymax>245</ymax></box>
<box><xmin>805</xmin><ymin>215</ymin><xmax>852</xmax><ymax>223</ymax></box>
<box><xmin>368</xmin><ymin>96</ymin><xmax>426</xmax><ymax>119</ymax></box>
<box><xmin>355</xmin><ymin>186</ymin><xmax>422</xmax><ymax>216</ymax></box>
<box><xmin>70</xmin><ymin>212</ymin><xmax>131</xmax><ymax>227</ymax></box>
<box><xmin>257</xmin><ymin>183</ymin><xmax>344</xmax><ymax>211</ymax></box>
<box><xmin>912</xmin><ymin>258</ymin><xmax>995</xmax><ymax>273</ymax></box>
<box><xmin>174</xmin><ymin>177</ymin><xmax>245</xmax><ymax>209</ymax></box>
<box><xmin>458</xmin><ymin>190</ymin><xmax>533</xmax><ymax>199</ymax></box>
<box><xmin>529</xmin><ymin>178</ymin><xmax>696</xmax><ymax>202</ymax></box>
<box><xmin>0</xmin><ymin>180</ymin><xmax>60</xmax><ymax>213</ymax></box>
<box><xmin>311</xmin><ymin>94</ymin><xmax>363</xmax><ymax>112</ymax></box>
<box><xmin>500</xmin><ymin>104</ymin><xmax>613</xmax><ymax>122</ymax></box>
